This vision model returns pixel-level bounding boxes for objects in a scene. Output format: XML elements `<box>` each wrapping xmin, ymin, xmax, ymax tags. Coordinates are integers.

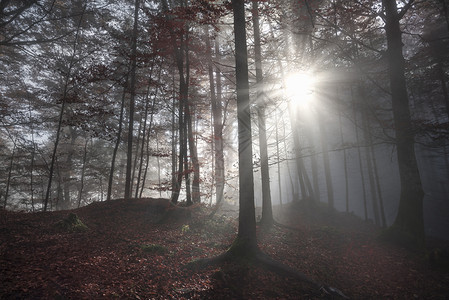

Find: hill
<box><xmin>1</xmin><ymin>198</ymin><xmax>448</xmax><ymax>299</ymax></box>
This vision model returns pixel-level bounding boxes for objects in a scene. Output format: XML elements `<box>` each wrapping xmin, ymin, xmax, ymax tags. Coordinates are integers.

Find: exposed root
<box><xmin>186</xmin><ymin>247</ymin><xmax>349</xmax><ymax>299</ymax></box>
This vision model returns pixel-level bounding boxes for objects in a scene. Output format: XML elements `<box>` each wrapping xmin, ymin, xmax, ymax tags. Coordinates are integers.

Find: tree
<box><xmin>252</xmin><ymin>0</ymin><xmax>273</xmax><ymax>226</ymax></box>
<box><xmin>43</xmin><ymin>3</ymin><xmax>87</xmax><ymax>211</ymax></box>
<box><xmin>191</xmin><ymin>2</ymin><xmax>346</xmax><ymax>297</ymax></box>
<box><xmin>124</xmin><ymin>0</ymin><xmax>140</xmax><ymax>200</ymax></box>
<box><xmin>382</xmin><ymin>0</ymin><xmax>425</xmax><ymax>246</ymax></box>
<box><xmin>205</xmin><ymin>26</ymin><xmax>225</xmax><ymax>208</ymax></box>
<box><xmin>231</xmin><ymin>0</ymin><xmax>257</xmax><ymax>253</ymax></box>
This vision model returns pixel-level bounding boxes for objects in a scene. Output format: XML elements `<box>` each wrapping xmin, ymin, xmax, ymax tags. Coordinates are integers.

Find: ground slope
<box><xmin>1</xmin><ymin>198</ymin><xmax>448</xmax><ymax>299</ymax></box>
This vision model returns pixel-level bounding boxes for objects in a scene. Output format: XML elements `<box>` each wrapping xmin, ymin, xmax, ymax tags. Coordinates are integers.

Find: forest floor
<box><xmin>1</xmin><ymin>198</ymin><xmax>449</xmax><ymax>299</ymax></box>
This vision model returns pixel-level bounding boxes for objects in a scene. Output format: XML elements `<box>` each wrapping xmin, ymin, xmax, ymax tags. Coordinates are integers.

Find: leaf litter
<box><xmin>1</xmin><ymin>198</ymin><xmax>448</xmax><ymax>299</ymax></box>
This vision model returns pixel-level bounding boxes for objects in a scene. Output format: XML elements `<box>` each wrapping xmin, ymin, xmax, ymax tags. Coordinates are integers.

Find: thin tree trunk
<box><xmin>124</xmin><ymin>0</ymin><xmax>140</xmax><ymax>200</ymax></box>
<box><xmin>436</xmin><ymin>62</ymin><xmax>449</xmax><ymax>120</ymax></box>
<box><xmin>29</xmin><ymin>103</ymin><xmax>36</xmax><ymax>211</ymax></box>
<box><xmin>275</xmin><ymin>108</ymin><xmax>282</xmax><ymax>206</ymax></box>
<box><xmin>77</xmin><ymin>138</ymin><xmax>88</xmax><ymax>208</ymax></box>
<box><xmin>139</xmin><ymin>95</ymin><xmax>157</xmax><ymax>198</ymax></box>
<box><xmin>339</xmin><ymin>112</ymin><xmax>349</xmax><ymax>212</ymax></box>
<box><xmin>3</xmin><ymin>142</ymin><xmax>16</xmax><ymax>209</ymax></box>
<box><xmin>161</xmin><ymin>0</ymin><xmax>190</xmax><ymax>204</ymax></box>
<box><xmin>171</xmin><ymin>70</ymin><xmax>178</xmax><ymax>200</ymax></box>
<box><xmin>183</xmin><ymin>34</ymin><xmax>200</xmax><ymax>203</ymax></box>
<box><xmin>131</xmin><ymin>116</ymin><xmax>143</xmax><ymax>196</ymax></box>
<box><xmin>317</xmin><ymin>110</ymin><xmax>334</xmax><ymax>209</ymax></box>
<box><xmin>43</xmin><ymin>4</ymin><xmax>86</xmax><ymax>211</ymax></box>
<box><xmin>63</xmin><ymin>127</ymin><xmax>76</xmax><ymax>210</ymax></box>
<box><xmin>156</xmin><ymin>132</ymin><xmax>162</xmax><ymax>197</ymax></box>
<box><xmin>352</xmin><ymin>86</ymin><xmax>368</xmax><ymax>221</ymax></box>
<box><xmin>360</xmin><ymin>93</ymin><xmax>380</xmax><ymax>226</ymax></box>
<box><xmin>206</xmin><ymin>26</ymin><xmax>225</xmax><ymax>207</ymax></box>
<box><xmin>135</xmin><ymin>62</ymin><xmax>156</xmax><ymax>199</ymax></box>
<box><xmin>371</xmin><ymin>143</ymin><xmax>387</xmax><ymax>227</ymax></box>
<box><xmin>252</xmin><ymin>0</ymin><xmax>273</xmax><ymax>225</ymax></box>
<box><xmin>214</xmin><ymin>39</ymin><xmax>225</xmax><ymax>205</ymax></box>
<box><xmin>307</xmin><ymin>131</ymin><xmax>320</xmax><ymax>202</ymax></box>
<box><xmin>107</xmin><ymin>75</ymin><xmax>128</xmax><ymax>201</ymax></box>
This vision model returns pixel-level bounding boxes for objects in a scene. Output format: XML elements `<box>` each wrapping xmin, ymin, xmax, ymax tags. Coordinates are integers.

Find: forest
<box><xmin>1</xmin><ymin>0</ymin><xmax>449</xmax><ymax>298</ymax></box>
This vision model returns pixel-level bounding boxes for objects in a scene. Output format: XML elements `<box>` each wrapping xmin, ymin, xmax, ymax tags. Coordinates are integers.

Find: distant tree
<box><xmin>252</xmin><ymin>0</ymin><xmax>273</xmax><ymax>226</ymax></box>
<box><xmin>44</xmin><ymin>3</ymin><xmax>87</xmax><ymax>211</ymax></box>
<box><xmin>124</xmin><ymin>0</ymin><xmax>140</xmax><ymax>200</ymax></box>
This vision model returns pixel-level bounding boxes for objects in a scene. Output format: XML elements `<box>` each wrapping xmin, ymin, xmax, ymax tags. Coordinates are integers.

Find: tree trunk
<box><xmin>77</xmin><ymin>138</ymin><xmax>88</xmax><ymax>208</ymax></box>
<box><xmin>317</xmin><ymin>110</ymin><xmax>334</xmax><ymax>209</ymax></box>
<box><xmin>206</xmin><ymin>26</ymin><xmax>225</xmax><ymax>207</ymax></box>
<box><xmin>43</xmin><ymin>4</ymin><xmax>86</xmax><ymax>211</ymax></box>
<box><xmin>139</xmin><ymin>94</ymin><xmax>157</xmax><ymax>198</ymax></box>
<box><xmin>107</xmin><ymin>76</ymin><xmax>128</xmax><ymax>201</ymax></box>
<box><xmin>352</xmin><ymin>86</ymin><xmax>368</xmax><ymax>221</ymax></box>
<box><xmin>3</xmin><ymin>142</ymin><xmax>15</xmax><ymax>209</ymax></box>
<box><xmin>124</xmin><ymin>0</ymin><xmax>140</xmax><ymax>200</ymax></box>
<box><xmin>371</xmin><ymin>143</ymin><xmax>387</xmax><ymax>227</ymax></box>
<box><xmin>275</xmin><ymin>108</ymin><xmax>283</xmax><ymax>206</ymax></box>
<box><xmin>62</xmin><ymin>127</ymin><xmax>76</xmax><ymax>210</ymax></box>
<box><xmin>252</xmin><ymin>0</ymin><xmax>273</xmax><ymax>226</ymax></box>
<box><xmin>183</xmin><ymin>30</ymin><xmax>200</xmax><ymax>204</ymax></box>
<box><xmin>229</xmin><ymin>0</ymin><xmax>258</xmax><ymax>255</ymax></box>
<box><xmin>135</xmin><ymin>62</ymin><xmax>156</xmax><ymax>199</ymax></box>
<box><xmin>436</xmin><ymin>62</ymin><xmax>449</xmax><ymax>120</ymax></box>
<box><xmin>383</xmin><ymin>0</ymin><xmax>425</xmax><ymax>245</ymax></box>
<box><xmin>338</xmin><ymin>112</ymin><xmax>349</xmax><ymax>212</ymax></box>
<box><xmin>361</xmin><ymin>99</ymin><xmax>380</xmax><ymax>226</ymax></box>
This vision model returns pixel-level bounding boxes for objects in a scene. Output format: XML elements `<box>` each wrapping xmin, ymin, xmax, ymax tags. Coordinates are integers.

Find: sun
<box><xmin>285</xmin><ymin>72</ymin><xmax>315</xmax><ymax>108</ymax></box>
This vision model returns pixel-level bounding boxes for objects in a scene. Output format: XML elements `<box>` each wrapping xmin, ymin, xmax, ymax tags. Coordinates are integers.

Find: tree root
<box><xmin>186</xmin><ymin>248</ymin><xmax>349</xmax><ymax>299</ymax></box>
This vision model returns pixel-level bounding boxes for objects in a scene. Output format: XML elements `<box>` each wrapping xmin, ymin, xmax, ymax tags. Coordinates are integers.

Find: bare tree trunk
<box><xmin>131</xmin><ymin>115</ymin><xmax>143</xmax><ymax>196</ymax></box>
<box><xmin>3</xmin><ymin>142</ymin><xmax>16</xmax><ymax>209</ymax></box>
<box><xmin>43</xmin><ymin>4</ymin><xmax>86</xmax><ymax>211</ymax></box>
<box><xmin>29</xmin><ymin>103</ymin><xmax>36</xmax><ymax>211</ymax></box>
<box><xmin>62</xmin><ymin>127</ymin><xmax>76</xmax><ymax>210</ymax></box>
<box><xmin>317</xmin><ymin>110</ymin><xmax>334</xmax><ymax>209</ymax></box>
<box><xmin>139</xmin><ymin>96</ymin><xmax>156</xmax><ymax>198</ymax></box>
<box><xmin>360</xmin><ymin>95</ymin><xmax>380</xmax><ymax>226</ymax></box>
<box><xmin>231</xmin><ymin>0</ymin><xmax>257</xmax><ymax>253</ymax></box>
<box><xmin>339</xmin><ymin>112</ymin><xmax>350</xmax><ymax>212</ymax></box>
<box><xmin>307</xmin><ymin>131</ymin><xmax>320</xmax><ymax>202</ymax></box>
<box><xmin>156</xmin><ymin>132</ymin><xmax>162</xmax><ymax>197</ymax></box>
<box><xmin>78</xmin><ymin>138</ymin><xmax>88</xmax><ymax>208</ymax></box>
<box><xmin>352</xmin><ymin>86</ymin><xmax>368</xmax><ymax>221</ymax></box>
<box><xmin>371</xmin><ymin>143</ymin><xmax>387</xmax><ymax>227</ymax></box>
<box><xmin>170</xmin><ymin>70</ymin><xmax>178</xmax><ymax>200</ymax></box>
<box><xmin>183</xmin><ymin>35</ymin><xmax>200</xmax><ymax>203</ymax></box>
<box><xmin>107</xmin><ymin>76</ymin><xmax>128</xmax><ymax>201</ymax></box>
<box><xmin>383</xmin><ymin>0</ymin><xmax>425</xmax><ymax>245</ymax></box>
<box><xmin>252</xmin><ymin>0</ymin><xmax>273</xmax><ymax>225</ymax></box>
<box><xmin>436</xmin><ymin>62</ymin><xmax>449</xmax><ymax>120</ymax></box>
<box><xmin>206</xmin><ymin>26</ymin><xmax>225</xmax><ymax>206</ymax></box>
<box><xmin>275</xmin><ymin>108</ymin><xmax>282</xmax><ymax>206</ymax></box>
<box><xmin>124</xmin><ymin>0</ymin><xmax>140</xmax><ymax>200</ymax></box>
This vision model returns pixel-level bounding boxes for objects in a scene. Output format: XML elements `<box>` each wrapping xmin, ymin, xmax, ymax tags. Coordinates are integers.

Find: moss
<box><xmin>55</xmin><ymin>213</ymin><xmax>88</xmax><ymax>232</ymax></box>
<box><xmin>140</xmin><ymin>244</ymin><xmax>167</xmax><ymax>255</ymax></box>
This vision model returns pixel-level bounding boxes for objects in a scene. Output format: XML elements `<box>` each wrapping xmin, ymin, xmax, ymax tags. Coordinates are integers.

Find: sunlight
<box><xmin>285</xmin><ymin>72</ymin><xmax>315</xmax><ymax>108</ymax></box>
